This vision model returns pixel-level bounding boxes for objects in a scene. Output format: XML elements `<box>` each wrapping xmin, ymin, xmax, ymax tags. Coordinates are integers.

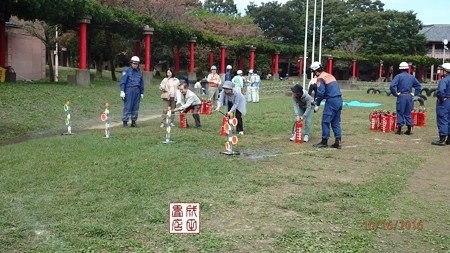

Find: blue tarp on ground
<box><xmin>343</xmin><ymin>101</ymin><xmax>382</xmax><ymax>107</ymax></box>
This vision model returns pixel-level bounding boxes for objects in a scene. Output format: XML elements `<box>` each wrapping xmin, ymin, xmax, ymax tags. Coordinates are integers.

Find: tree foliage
<box><xmin>203</xmin><ymin>0</ymin><xmax>238</xmax><ymax>15</ymax></box>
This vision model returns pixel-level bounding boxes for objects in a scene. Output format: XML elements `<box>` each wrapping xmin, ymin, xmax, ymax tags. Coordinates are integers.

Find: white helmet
<box><xmin>131</xmin><ymin>56</ymin><xmax>140</xmax><ymax>63</ymax></box>
<box><xmin>237</xmin><ymin>70</ymin><xmax>243</xmax><ymax>75</ymax></box>
<box><xmin>248</xmin><ymin>69</ymin><xmax>254</xmax><ymax>74</ymax></box>
<box><xmin>310</xmin><ymin>61</ymin><xmax>323</xmax><ymax>71</ymax></box>
<box><xmin>440</xmin><ymin>63</ymin><xmax>450</xmax><ymax>72</ymax></box>
<box><xmin>399</xmin><ymin>62</ymin><xmax>409</xmax><ymax>69</ymax></box>
<box><xmin>226</xmin><ymin>65</ymin><xmax>232</xmax><ymax>70</ymax></box>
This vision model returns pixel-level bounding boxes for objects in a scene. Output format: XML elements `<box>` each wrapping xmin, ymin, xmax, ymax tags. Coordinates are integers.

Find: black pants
<box><xmin>184</xmin><ymin>104</ymin><xmax>201</xmax><ymax>127</ymax></box>
<box><xmin>227</xmin><ymin>101</ymin><xmax>243</xmax><ymax>132</ymax></box>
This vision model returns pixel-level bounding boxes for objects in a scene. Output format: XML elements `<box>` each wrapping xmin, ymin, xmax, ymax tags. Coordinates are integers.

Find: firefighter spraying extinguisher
<box><xmin>295</xmin><ymin>120</ymin><xmax>303</xmax><ymax>143</ymax></box>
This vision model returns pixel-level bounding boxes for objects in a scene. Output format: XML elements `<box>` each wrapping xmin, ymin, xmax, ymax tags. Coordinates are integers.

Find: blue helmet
<box><xmin>211</xmin><ymin>65</ymin><xmax>217</xmax><ymax>70</ymax></box>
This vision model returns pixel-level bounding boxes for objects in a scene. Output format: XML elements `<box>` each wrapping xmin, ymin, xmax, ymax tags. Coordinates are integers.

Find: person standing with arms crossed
<box><xmin>207</xmin><ymin>65</ymin><xmax>222</xmax><ymax>107</ymax></box>
<box><xmin>432</xmin><ymin>63</ymin><xmax>450</xmax><ymax>145</ymax></box>
<box><xmin>389</xmin><ymin>62</ymin><xmax>421</xmax><ymax>135</ymax></box>
<box><xmin>120</xmin><ymin>56</ymin><xmax>144</xmax><ymax>128</ymax></box>
<box><xmin>310</xmin><ymin>62</ymin><xmax>343</xmax><ymax>149</ymax></box>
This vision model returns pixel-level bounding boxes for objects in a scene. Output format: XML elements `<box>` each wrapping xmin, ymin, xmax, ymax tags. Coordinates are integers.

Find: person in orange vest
<box><xmin>206</xmin><ymin>65</ymin><xmax>222</xmax><ymax>107</ymax></box>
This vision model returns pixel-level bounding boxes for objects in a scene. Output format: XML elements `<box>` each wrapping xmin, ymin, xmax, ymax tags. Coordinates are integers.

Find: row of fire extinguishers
<box><xmin>370</xmin><ymin>108</ymin><xmax>427</xmax><ymax>133</ymax></box>
<box><xmin>178</xmin><ymin>101</ymin><xmax>214</xmax><ymax>129</ymax></box>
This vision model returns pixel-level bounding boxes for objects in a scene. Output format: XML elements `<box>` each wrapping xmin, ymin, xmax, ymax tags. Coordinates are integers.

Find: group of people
<box><xmin>119</xmin><ymin>55</ymin><xmax>450</xmax><ymax>148</ymax></box>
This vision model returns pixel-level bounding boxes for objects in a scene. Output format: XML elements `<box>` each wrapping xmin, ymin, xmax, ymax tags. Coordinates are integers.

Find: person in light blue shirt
<box><xmin>215</xmin><ymin>81</ymin><xmax>247</xmax><ymax>135</ymax></box>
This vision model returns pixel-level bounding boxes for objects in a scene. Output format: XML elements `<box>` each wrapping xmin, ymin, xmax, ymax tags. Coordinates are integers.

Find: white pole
<box><xmin>302</xmin><ymin>0</ymin><xmax>309</xmax><ymax>89</ymax></box>
<box><xmin>318</xmin><ymin>0</ymin><xmax>324</xmax><ymax>62</ymax></box>
<box><xmin>55</xmin><ymin>26</ymin><xmax>59</xmax><ymax>82</ymax></box>
<box><xmin>311</xmin><ymin>0</ymin><xmax>317</xmax><ymax>81</ymax></box>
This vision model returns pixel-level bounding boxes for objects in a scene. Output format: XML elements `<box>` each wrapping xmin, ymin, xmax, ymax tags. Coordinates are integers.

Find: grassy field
<box><xmin>1</xmin><ymin>72</ymin><xmax>449</xmax><ymax>252</ymax></box>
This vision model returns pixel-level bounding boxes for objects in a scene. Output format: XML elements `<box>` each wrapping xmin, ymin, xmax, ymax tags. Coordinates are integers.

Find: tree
<box><xmin>203</xmin><ymin>0</ymin><xmax>238</xmax><ymax>15</ymax></box>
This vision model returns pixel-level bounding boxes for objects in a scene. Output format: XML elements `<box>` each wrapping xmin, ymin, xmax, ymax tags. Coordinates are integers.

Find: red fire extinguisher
<box><xmin>180</xmin><ymin>112</ymin><xmax>187</xmax><ymax>128</ymax></box>
<box><xmin>205</xmin><ymin>102</ymin><xmax>213</xmax><ymax>115</ymax></box>
<box><xmin>295</xmin><ymin>121</ymin><xmax>303</xmax><ymax>143</ymax></box>
<box><xmin>417</xmin><ymin>109</ymin><xmax>426</xmax><ymax>126</ymax></box>
<box><xmin>199</xmin><ymin>101</ymin><xmax>206</xmax><ymax>114</ymax></box>
<box><xmin>390</xmin><ymin>112</ymin><xmax>397</xmax><ymax>131</ymax></box>
<box><xmin>411</xmin><ymin>109</ymin><xmax>418</xmax><ymax>126</ymax></box>
<box><xmin>370</xmin><ymin>111</ymin><xmax>379</xmax><ymax>131</ymax></box>
<box><xmin>380</xmin><ymin>113</ymin><xmax>390</xmax><ymax>133</ymax></box>
<box><xmin>221</xmin><ymin>116</ymin><xmax>228</xmax><ymax>136</ymax></box>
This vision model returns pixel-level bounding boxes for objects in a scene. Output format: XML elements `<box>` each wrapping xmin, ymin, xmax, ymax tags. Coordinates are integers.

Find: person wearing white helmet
<box><xmin>206</xmin><ymin>65</ymin><xmax>222</xmax><ymax>106</ymax></box>
<box><xmin>245</xmin><ymin>69</ymin><xmax>254</xmax><ymax>102</ymax></box>
<box><xmin>432</xmin><ymin>63</ymin><xmax>450</xmax><ymax>145</ymax></box>
<box><xmin>120</xmin><ymin>56</ymin><xmax>144</xmax><ymax>127</ymax></box>
<box><xmin>225</xmin><ymin>65</ymin><xmax>233</xmax><ymax>82</ymax></box>
<box><xmin>389</xmin><ymin>62</ymin><xmax>421</xmax><ymax>135</ymax></box>
<box><xmin>232</xmin><ymin>70</ymin><xmax>244</xmax><ymax>92</ymax></box>
<box><xmin>310</xmin><ymin>61</ymin><xmax>343</xmax><ymax>149</ymax></box>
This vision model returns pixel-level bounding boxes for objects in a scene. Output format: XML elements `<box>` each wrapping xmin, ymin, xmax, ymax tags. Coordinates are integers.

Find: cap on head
<box><xmin>399</xmin><ymin>62</ymin><xmax>409</xmax><ymax>70</ymax></box>
<box><xmin>309</xmin><ymin>61</ymin><xmax>323</xmax><ymax>72</ymax></box>
<box><xmin>131</xmin><ymin>56</ymin><xmax>140</xmax><ymax>63</ymax></box>
<box><xmin>222</xmin><ymin>81</ymin><xmax>233</xmax><ymax>89</ymax></box>
<box><xmin>248</xmin><ymin>69</ymin><xmax>254</xmax><ymax>74</ymax></box>
<box><xmin>291</xmin><ymin>84</ymin><xmax>304</xmax><ymax>96</ymax></box>
<box><xmin>237</xmin><ymin>70</ymin><xmax>243</xmax><ymax>75</ymax></box>
<box><xmin>211</xmin><ymin>65</ymin><xmax>217</xmax><ymax>70</ymax></box>
<box><xmin>440</xmin><ymin>63</ymin><xmax>450</xmax><ymax>72</ymax></box>
<box><xmin>226</xmin><ymin>65</ymin><xmax>232</xmax><ymax>70</ymax></box>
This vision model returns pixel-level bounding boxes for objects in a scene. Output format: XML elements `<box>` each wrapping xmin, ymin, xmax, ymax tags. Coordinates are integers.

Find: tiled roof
<box><xmin>420</xmin><ymin>24</ymin><xmax>450</xmax><ymax>43</ymax></box>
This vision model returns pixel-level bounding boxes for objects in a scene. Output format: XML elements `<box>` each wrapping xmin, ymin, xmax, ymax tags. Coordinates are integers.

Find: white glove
<box><xmin>141</xmin><ymin>94</ymin><xmax>144</xmax><ymax>99</ymax></box>
<box><xmin>411</xmin><ymin>92</ymin><xmax>414</xmax><ymax>96</ymax></box>
<box><xmin>120</xmin><ymin>91</ymin><xmax>125</xmax><ymax>98</ymax></box>
<box><xmin>397</xmin><ymin>92</ymin><xmax>400</xmax><ymax>96</ymax></box>
<box><xmin>314</xmin><ymin>105</ymin><xmax>320</xmax><ymax>113</ymax></box>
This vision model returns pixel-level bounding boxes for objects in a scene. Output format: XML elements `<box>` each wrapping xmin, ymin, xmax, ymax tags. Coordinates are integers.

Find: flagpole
<box><xmin>302</xmin><ymin>0</ymin><xmax>309</xmax><ymax>89</ymax></box>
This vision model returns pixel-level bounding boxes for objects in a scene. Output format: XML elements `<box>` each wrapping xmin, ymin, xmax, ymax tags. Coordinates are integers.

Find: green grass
<box><xmin>1</xmin><ymin>74</ymin><xmax>449</xmax><ymax>252</ymax></box>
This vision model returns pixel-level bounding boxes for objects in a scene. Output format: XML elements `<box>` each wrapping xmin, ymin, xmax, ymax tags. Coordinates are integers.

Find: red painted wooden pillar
<box><xmin>299</xmin><ymin>57</ymin><xmax>303</xmax><ymax>76</ymax></box>
<box><xmin>239</xmin><ymin>53</ymin><xmax>243</xmax><ymax>70</ymax></box>
<box><xmin>356</xmin><ymin>62</ymin><xmax>359</xmax><ymax>78</ymax></box>
<box><xmin>419</xmin><ymin>65</ymin><xmax>424</xmax><ymax>81</ymax></box>
<box><xmin>378</xmin><ymin>61</ymin><xmax>383</xmax><ymax>80</ymax></box>
<box><xmin>175</xmin><ymin>47</ymin><xmax>180</xmax><ymax>72</ymax></box>
<box><xmin>352</xmin><ymin>60</ymin><xmax>356</xmax><ymax>79</ymax></box>
<box><xmin>220</xmin><ymin>43</ymin><xmax>226</xmax><ymax>74</ymax></box>
<box><xmin>135</xmin><ymin>41</ymin><xmax>140</xmax><ymax>57</ymax></box>
<box><xmin>143</xmin><ymin>26</ymin><xmax>154</xmax><ymax>72</ymax></box>
<box><xmin>438</xmin><ymin>72</ymin><xmax>442</xmax><ymax>80</ymax></box>
<box><xmin>249</xmin><ymin>46</ymin><xmax>256</xmax><ymax>70</ymax></box>
<box><xmin>0</xmin><ymin>13</ymin><xmax>7</xmax><ymax>67</ymax></box>
<box><xmin>327</xmin><ymin>57</ymin><xmax>333</xmax><ymax>74</ymax></box>
<box><xmin>274</xmin><ymin>52</ymin><xmax>280</xmax><ymax>75</ymax></box>
<box><xmin>209</xmin><ymin>50</ymin><xmax>214</xmax><ymax>69</ymax></box>
<box><xmin>189</xmin><ymin>37</ymin><xmax>196</xmax><ymax>73</ymax></box>
<box><xmin>408</xmin><ymin>63</ymin><xmax>412</xmax><ymax>74</ymax></box>
<box><xmin>78</xmin><ymin>18</ymin><xmax>90</xmax><ymax>70</ymax></box>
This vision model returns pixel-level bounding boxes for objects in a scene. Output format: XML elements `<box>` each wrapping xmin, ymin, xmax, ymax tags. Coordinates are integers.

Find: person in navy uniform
<box><xmin>120</xmin><ymin>56</ymin><xmax>144</xmax><ymax>127</ymax></box>
<box><xmin>310</xmin><ymin>62</ymin><xmax>343</xmax><ymax>149</ymax></box>
<box><xmin>225</xmin><ymin>65</ymin><xmax>233</xmax><ymax>81</ymax></box>
<box><xmin>389</xmin><ymin>62</ymin><xmax>421</xmax><ymax>135</ymax></box>
<box><xmin>432</xmin><ymin>63</ymin><xmax>450</xmax><ymax>145</ymax></box>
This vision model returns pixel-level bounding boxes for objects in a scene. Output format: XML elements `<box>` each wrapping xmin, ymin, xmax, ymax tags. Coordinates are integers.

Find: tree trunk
<box><xmin>110</xmin><ymin>59</ymin><xmax>117</xmax><ymax>81</ymax></box>
<box><xmin>95</xmin><ymin>60</ymin><xmax>103</xmax><ymax>78</ymax></box>
<box><xmin>47</xmin><ymin>46</ymin><xmax>55</xmax><ymax>82</ymax></box>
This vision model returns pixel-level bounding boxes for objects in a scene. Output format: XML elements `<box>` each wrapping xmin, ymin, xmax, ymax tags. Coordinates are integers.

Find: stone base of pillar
<box><xmin>143</xmin><ymin>71</ymin><xmax>153</xmax><ymax>86</ymax></box>
<box><xmin>219</xmin><ymin>73</ymin><xmax>225</xmax><ymax>82</ymax></box>
<box><xmin>273</xmin><ymin>73</ymin><xmax>280</xmax><ymax>81</ymax></box>
<box><xmin>75</xmin><ymin>69</ymin><xmax>91</xmax><ymax>86</ymax></box>
<box><xmin>188</xmin><ymin>72</ymin><xmax>197</xmax><ymax>84</ymax></box>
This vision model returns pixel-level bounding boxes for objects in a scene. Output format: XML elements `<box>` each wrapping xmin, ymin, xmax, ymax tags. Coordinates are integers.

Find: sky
<box><xmin>234</xmin><ymin>0</ymin><xmax>448</xmax><ymax>25</ymax></box>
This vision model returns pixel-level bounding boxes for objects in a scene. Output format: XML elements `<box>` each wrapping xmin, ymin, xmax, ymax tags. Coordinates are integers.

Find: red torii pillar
<box><xmin>327</xmin><ymin>57</ymin><xmax>333</xmax><ymax>74</ymax></box>
<box><xmin>75</xmin><ymin>15</ymin><xmax>91</xmax><ymax>86</ymax></box>
<box><xmin>249</xmin><ymin>46</ymin><xmax>256</xmax><ymax>70</ymax></box>
<box><xmin>351</xmin><ymin>60</ymin><xmax>357</xmax><ymax>80</ymax></box>
<box><xmin>298</xmin><ymin>57</ymin><xmax>303</xmax><ymax>76</ymax></box>
<box><xmin>220</xmin><ymin>43</ymin><xmax>226</xmax><ymax>81</ymax></box>
<box><xmin>273</xmin><ymin>52</ymin><xmax>280</xmax><ymax>81</ymax></box>
<box><xmin>0</xmin><ymin>13</ymin><xmax>8</xmax><ymax>67</ymax></box>
<box><xmin>408</xmin><ymin>63</ymin><xmax>412</xmax><ymax>74</ymax></box>
<box><xmin>188</xmin><ymin>37</ymin><xmax>197</xmax><ymax>82</ymax></box>
<box><xmin>209</xmin><ymin>50</ymin><xmax>214</xmax><ymax>69</ymax></box>
<box><xmin>134</xmin><ymin>41</ymin><xmax>140</xmax><ymax>57</ymax></box>
<box><xmin>378</xmin><ymin>61</ymin><xmax>383</xmax><ymax>81</ymax></box>
<box><xmin>142</xmin><ymin>26</ymin><xmax>154</xmax><ymax>85</ymax></box>
<box><xmin>175</xmin><ymin>47</ymin><xmax>180</xmax><ymax>73</ymax></box>
<box><xmin>419</xmin><ymin>65</ymin><xmax>424</xmax><ymax>82</ymax></box>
